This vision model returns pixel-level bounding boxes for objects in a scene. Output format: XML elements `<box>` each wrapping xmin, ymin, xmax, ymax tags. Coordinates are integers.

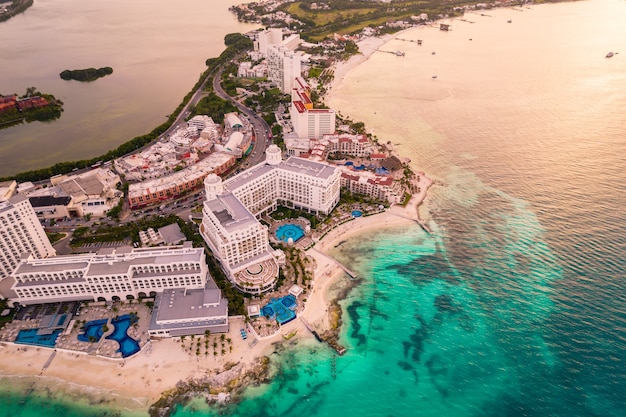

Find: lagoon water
<box><xmin>0</xmin><ymin>0</ymin><xmax>258</xmax><ymax>177</ymax></box>
<box><xmin>2</xmin><ymin>0</ymin><xmax>626</xmax><ymax>416</ymax></box>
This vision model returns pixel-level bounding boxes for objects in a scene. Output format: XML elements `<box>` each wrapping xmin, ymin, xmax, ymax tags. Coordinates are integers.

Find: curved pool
<box><xmin>106</xmin><ymin>314</ymin><xmax>141</xmax><ymax>358</ymax></box>
<box><xmin>275</xmin><ymin>223</ymin><xmax>305</xmax><ymax>243</ymax></box>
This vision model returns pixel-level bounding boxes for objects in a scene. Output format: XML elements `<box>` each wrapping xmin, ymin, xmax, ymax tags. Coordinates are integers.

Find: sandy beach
<box><xmin>0</xmin><ymin>30</ymin><xmax>434</xmax><ymax>413</ymax></box>
<box><xmin>0</xmin><ymin>173</ymin><xmax>432</xmax><ymax>413</ymax></box>
<box><xmin>325</xmin><ymin>34</ymin><xmax>393</xmax><ymax>102</ymax></box>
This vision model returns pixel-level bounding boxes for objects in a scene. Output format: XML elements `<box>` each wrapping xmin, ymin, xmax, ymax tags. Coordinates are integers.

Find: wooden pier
<box><xmin>395</xmin><ymin>38</ymin><xmax>423</xmax><ymax>45</ymax></box>
<box><xmin>300</xmin><ymin>317</ymin><xmax>322</xmax><ymax>342</ymax></box>
<box><xmin>377</xmin><ymin>49</ymin><xmax>405</xmax><ymax>57</ymax></box>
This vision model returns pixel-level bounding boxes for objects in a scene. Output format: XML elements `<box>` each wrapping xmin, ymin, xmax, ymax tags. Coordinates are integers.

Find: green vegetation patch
<box><xmin>192</xmin><ymin>93</ymin><xmax>238</xmax><ymax>124</ymax></box>
<box><xmin>286</xmin><ymin>2</ymin><xmax>377</xmax><ymax>26</ymax></box>
<box><xmin>60</xmin><ymin>67</ymin><xmax>113</xmax><ymax>82</ymax></box>
<box><xmin>0</xmin><ymin>87</ymin><xmax>63</xmax><ymax>129</ymax></box>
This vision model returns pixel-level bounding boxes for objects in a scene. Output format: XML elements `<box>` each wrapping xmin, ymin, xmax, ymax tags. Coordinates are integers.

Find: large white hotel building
<box><xmin>6</xmin><ymin>245</ymin><xmax>207</xmax><ymax>305</ymax></box>
<box><xmin>200</xmin><ymin>145</ymin><xmax>341</xmax><ymax>294</ymax></box>
<box><xmin>0</xmin><ymin>195</ymin><xmax>56</xmax><ymax>281</ymax></box>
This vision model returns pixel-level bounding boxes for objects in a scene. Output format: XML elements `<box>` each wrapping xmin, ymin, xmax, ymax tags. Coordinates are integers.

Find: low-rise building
<box><xmin>340</xmin><ymin>169</ymin><xmax>404</xmax><ymax>203</ymax></box>
<box><xmin>148</xmin><ymin>281</ymin><xmax>229</xmax><ymax>338</ymax></box>
<box><xmin>40</xmin><ymin>168</ymin><xmax>123</xmax><ymax>218</ymax></box>
<box><xmin>128</xmin><ymin>152</ymin><xmax>236</xmax><ymax>209</ymax></box>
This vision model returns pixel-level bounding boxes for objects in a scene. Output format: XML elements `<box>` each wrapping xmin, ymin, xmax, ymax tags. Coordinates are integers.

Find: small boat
<box><xmin>507</xmin><ymin>19</ymin><xmax>512</xmax><ymax>23</ymax></box>
<box><xmin>606</xmin><ymin>52</ymin><xmax>614</xmax><ymax>58</ymax></box>
<box><xmin>432</xmin><ymin>51</ymin><xmax>436</xmax><ymax>55</ymax></box>
<box><xmin>432</xmin><ymin>75</ymin><xmax>438</xmax><ymax>79</ymax></box>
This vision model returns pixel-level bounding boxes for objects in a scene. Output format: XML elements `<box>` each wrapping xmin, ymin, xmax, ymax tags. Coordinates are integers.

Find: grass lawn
<box><xmin>286</xmin><ymin>2</ymin><xmax>377</xmax><ymax>26</ymax></box>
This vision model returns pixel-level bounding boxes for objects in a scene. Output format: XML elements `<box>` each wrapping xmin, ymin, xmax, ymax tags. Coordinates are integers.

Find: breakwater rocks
<box><xmin>149</xmin><ymin>357</ymin><xmax>271</xmax><ymax>417</ymax></box>
<box><xmin>318</xmin><ymin>277</ymin><xmax>362</xmax><ymax>355</ymax></box>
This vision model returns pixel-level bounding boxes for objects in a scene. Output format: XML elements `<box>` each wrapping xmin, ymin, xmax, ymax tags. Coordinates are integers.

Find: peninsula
<box><xmin>60</xmin><ymin>67</ymin><xmax>114</xmax><ymax>82</ymax></box>
<box><xmin>0</xmin><ymin>0</ymin><xmax>33</xmax><ymax>23</ymax></box>
<box><xmin>0</xmin><ymin>87</ymin><xmax>63</xmax><ymax>129</ymax></box>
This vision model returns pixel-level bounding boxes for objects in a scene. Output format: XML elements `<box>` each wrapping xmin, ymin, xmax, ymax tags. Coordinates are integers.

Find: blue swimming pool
<box><xmin>263</xmin><ymin>295</ymin><xmax>298</xmax><ymax>325</ymax></box>
<box><xmin>275</xmin><ymin>223</ymin><xmax>305</xmax><ymax>243</ymax></box>
<box><xmin>16</xmin><ymin>328</ymin><xmax>62</xmax><ymax>348</ymax></box>
<box><xmin>106</xmin><ymin>314</ymin><xmax>141</xmax><ymax>358</ymax></box>
<box><xmin>281</xmin><ymin>295</ymin><xmax>297</xmax><ymax>309</ymax></box>
<box><xmin>78</xmin><ymin>318</ymin><xmax>107</xmax><ymax>343</ymax></box>
<box><xmin>352</xmin><ymin>210</ymin><xmax>363</xmax><ymax>217</ymax></box>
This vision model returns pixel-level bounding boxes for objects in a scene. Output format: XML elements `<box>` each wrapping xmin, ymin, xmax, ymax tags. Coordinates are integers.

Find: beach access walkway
<box><xmin>308</xmin><ymin>247</ymin><xmax>358</xmax><ymax>280</ymax></box>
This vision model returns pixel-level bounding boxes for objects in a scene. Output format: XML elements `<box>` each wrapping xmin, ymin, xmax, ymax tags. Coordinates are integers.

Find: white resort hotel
<box><xmin>200</xmin><ymin>144</ymin><xmax>340</xmax><ymax>294</ymax></box>
<box><xmin>2</xmin><ymin>244</ymin><xmax>229</xmax><ymax>337</ymax></box>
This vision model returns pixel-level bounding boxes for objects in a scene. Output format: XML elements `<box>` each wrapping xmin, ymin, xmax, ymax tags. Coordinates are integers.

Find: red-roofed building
<box><xmin>289</xmin><ymin>77</ymin><xmax>336</xmax><ymax>140</ymax></box>
<box><xmin>340</xmin><ymin>170</ymin><xmax>403</xmax><ymax>203</ymax></box>
<box><xmin>16</xmin><ymin>96</ymin><xmax>49</xmax><ymax>110</ymax></box>
<box><xmin>322</xmin><ymin>134</ymin><xmax>373</xmax><ymax>157</ymax></box>
<box><xmin>0</xmin><ymin>95</ymin><xmax>17</xmax><ymax>114</ymax></box>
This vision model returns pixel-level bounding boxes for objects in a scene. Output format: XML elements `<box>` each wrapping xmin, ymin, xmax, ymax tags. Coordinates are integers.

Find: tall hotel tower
<box><xmin>0</xmin><ymin>195</ymin><xmax>55</xmax><ymax>280</ymax></box>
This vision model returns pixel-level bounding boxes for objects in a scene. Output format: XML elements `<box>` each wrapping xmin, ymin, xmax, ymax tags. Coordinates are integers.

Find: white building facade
<box><xmin>200</xmin><ymin>145</ymin><xmax>340</xmax><ymax>294</ymax></box>
<box><xmin>0</xmin><ymin>195</ymin><xmax>55</xmax><ymax>280</ymax></box>
<box><xmin>289</xmin><ymin>78</ymin><xmax>336</xmax><ymax>139</ymax></box>
<box><xmin>7</xmin><ymin>245</ymin><xmax>208</xmax><ymax>306</ymax></box>
<box><xmin>267</xmin><ymin>45</ymin><xmax>304</xmax><ymax>94</ymax></box>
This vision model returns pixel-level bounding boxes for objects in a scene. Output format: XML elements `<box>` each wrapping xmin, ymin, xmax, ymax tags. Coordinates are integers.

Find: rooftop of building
<box><xmin>152</xmin><ymin>282</ymin><xmax>227</xmax><ymax>323</ymax></box>
<box><xmin>205</xmin><ymin>193</ymin><xmax>258</xmax><ymax>232</ymax></box>
<box><xmin>28</xmin><ymin>195</ymin><xmax>72</xmax><ymax>207</ymax></box>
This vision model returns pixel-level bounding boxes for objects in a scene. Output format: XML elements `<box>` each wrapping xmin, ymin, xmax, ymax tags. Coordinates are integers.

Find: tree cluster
<box><xmin>60</xmin><ymin>67</ymin><xmax>113</xmax><ymax>82</ymax></box>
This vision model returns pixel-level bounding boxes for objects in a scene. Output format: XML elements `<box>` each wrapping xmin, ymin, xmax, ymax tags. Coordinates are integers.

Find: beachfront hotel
<box><xmin>200</xmin><ymin>145</ymin><xmax>341</xmax><ymax>294</ymax></box>
<box><xmin>289</xmin><ymin>77</ymin><xmax>336</xmax><ymax>140</ymax></box>
<box><xmin>0</xmin><ymin>195</ymin><xmax>56</xmax><ymax>281</ymax></box>
<box><xmin>3</xmin><ymin>244</ymin><xmax>208</xmax><ymax>304</ymax></box>
<box><xmin>148</xmin><ymin>280</ymin><xmax>229</xmax><ymax>337</ymax></box>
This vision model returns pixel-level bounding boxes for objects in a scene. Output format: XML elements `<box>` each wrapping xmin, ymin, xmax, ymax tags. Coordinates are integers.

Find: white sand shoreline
<box><xmin>0</xmin><ymin>29</ymin><xmax>436</xmax><ymax>414</ymax></box>
<box><xmin>0</xmin><ymin>178</ymin><xmax>434</xmax><ymax>412</ymax></box>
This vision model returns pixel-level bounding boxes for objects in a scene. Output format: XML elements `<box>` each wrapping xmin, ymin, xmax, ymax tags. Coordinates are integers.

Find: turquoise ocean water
<box><xmin>3</xmin><ymin>0</ymin><xmax>626</xmax><ymax>416</ymax></box>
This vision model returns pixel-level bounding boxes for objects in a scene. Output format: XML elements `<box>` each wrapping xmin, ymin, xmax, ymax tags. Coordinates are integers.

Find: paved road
<box><xmin>212</xmin><ymin>66</ymin><xmax>271</xmax><ymax>167</ymax></box>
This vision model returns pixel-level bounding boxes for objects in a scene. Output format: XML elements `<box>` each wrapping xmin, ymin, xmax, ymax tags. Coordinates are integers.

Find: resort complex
<box><xmin>0</xmin><ymin>12</ymin><xmax>430</xmax><ymax>411</ymax></box>
<box><xmin>0</xmin><ymin>240</ymin><xmax>229</xmax><ymax>335</ymax></box>
<box><xmin>200</xmin><ymin>144</ymin><xmax>341</xmax><ymax>294</ymax></box>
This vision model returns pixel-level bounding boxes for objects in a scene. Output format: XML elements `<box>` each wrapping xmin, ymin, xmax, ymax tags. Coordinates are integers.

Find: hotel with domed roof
<box><xmin>200</xmin><ymin>145</ymin><xmax>340</xmax><ymax>294</ymax></box>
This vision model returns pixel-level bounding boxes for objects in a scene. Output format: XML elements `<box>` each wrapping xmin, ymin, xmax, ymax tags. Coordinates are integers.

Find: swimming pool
<box><xmin>275</xmin><ymin>223</ymin><xmax>305</xmax><ymax>243</ymax></box>
<box><xmin>107</xmin><ymin>314</ymin><xmax>141</xmax><ymax>358</ymax></box>
<box><xmin>15</xmin><ymin>328</ymin><xmax>62</xmax><ymax>348</ymax></box>
<box><xmin>78</xmin><ymin>318</ymin><xmax>108</xmax><ymax>343</ymax></box>
<box><xmin>352</xmin><ymin>210</ymin><xmax>363</xmax><ymax>217</ymax></box>
<box><xmin>262</xmin><ymin>295</ymin><xmax>298</xmax><ymax>325</ymax></box>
